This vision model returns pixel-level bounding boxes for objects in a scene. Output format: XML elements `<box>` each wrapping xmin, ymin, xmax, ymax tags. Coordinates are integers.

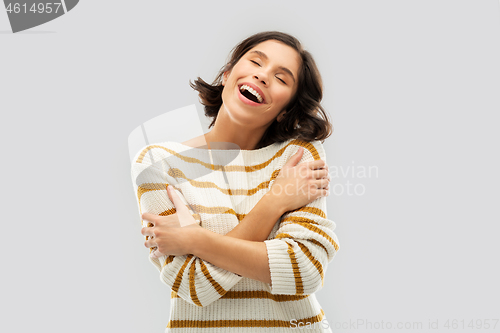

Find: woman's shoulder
<box><xmin>180</xmin><ymin>134</ymin><xmax>208</xmax><ymax>149</ymax></box>
<box><xmin>131</xmin><ymin>140</ymin><xmax>186</xmax><ymax>165</ymax></box>
<box><xmin>247</xmin><ymin>138</ymin><xmax>326</xmax><ymax>166</ymax></box>
<box><xmin>280</xmin><ymin>138</ymin><xmax>326</xmax><ymax>161</ymax></box>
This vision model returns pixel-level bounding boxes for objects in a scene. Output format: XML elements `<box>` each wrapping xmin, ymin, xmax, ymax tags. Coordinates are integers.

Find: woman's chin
<box><xmin>221</xmin><ymin>102</ymin><xmax>254</xmax><ymax>122</ymax></box>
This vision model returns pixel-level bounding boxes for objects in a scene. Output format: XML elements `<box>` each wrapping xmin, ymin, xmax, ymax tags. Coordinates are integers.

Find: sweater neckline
<box><xmin>165</xmin><ymin>140</ymin><xmax>283</xmax><ymax>156</ymax></box>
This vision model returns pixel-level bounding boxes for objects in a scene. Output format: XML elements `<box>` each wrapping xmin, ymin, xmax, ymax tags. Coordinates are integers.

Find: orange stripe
<box><xmin>281</xmin><ymin>216</ymin><xmax>339</xmax><ymax>251</ymax></box>
<box><xmin>189</xmin><ymin>204</ymin><xmax>242</xmax><ymax>217</ymax></box>
<box><xmin>274</xmin><ymin>234</ymin><xmax>325</xmax><ymax>286</ymax></box>
<box><xmin>199</xmin><ymin>260</ymin><xmax>227</xmax><ymax>296</ymax></box>
<box><xmin>135</xmin><ymin>144</ymin><xmax>219</xmax><ymax>167</ymax></box>
<box><xmin>296</xmin><ymin>241</ymin><xmax>325</xmax><ymax>287</ymax></box>
<box><xmin>289</xmin><ymin>206</ymin><xmax>327</xmax><ymax>218</ymax></box>
<box><xmin>308</xmin><ymin>238</ymin><xmax>329</xmax><ymax>256</ymax></box>
<box><xmin>137</xmin><ymin>182</ymin><xmax>167</xmax><ymax>202</ymax></box>
<box><xmin>172</xmin><ymin>289</ymin><xmax>309</xmax><ymax>302</ymax></box>
<box><xmin>275</xmin><ymin>233</ymin><xmax>330</xmax><ymax>264</ymax></box>
<box><xmin>281</xmin><ymin>215</ymin><xmax>320</xmax><ymax>225</ymax></box>
<box><xmin>168</xmin><ymin>167</ymin><xmax>272</xmax><ymax>195</ymax></box>
<box><xmin>166</xmin><ymin>309</ymin><xmax>325</xmax><ymax>328</ymax></box>
<box><xmin>220</xmin><ymin>290</ymin><xmax>309</xmax><ymax>302</ymax></box>
<box><xmin>142</xmin><ymin>198</ymin><xmax>325</xmax><ymax>225</ymax></box>
<box><xmin>286</xmin><ymin>242</ymin><xmax>304</xmax><ymax>295</ymax></box>
<box><xmin>135</xmin><ymin>139</ymin><xmax>321</xmax><ymax>170</ymax></box>
<box><xmin>279</xmin><ymin>221</ymin><xmax>339</xmax><ymax>252</ymax></box>
<box><xmin>162</xmin><ymin>255</ymin><xmax>175</xmax><ymax>267</ymax></box>
<box><xmin>137</xmin><ymin>169</ymin><xmax>274</xmax><ymax>203</ymax></box>
<box><xmin>275</xmin><ymin>232</ymin><xmax>294</xmax><ymax>240</ymax></box>
<box><xmin>135</xmin><ymin>140</ymin><xmax>323</xmax><ymax>224</ymax></box>
<box><xmin>158</xmin><ymin>204</ymin><xmax>246</xmax><ymax>221</ymax></box>
<box><xmin>189</xmin><ymin>261</ymin><xmax>203</xmax><ymax>307</ymax></box>
<box><xmin>171</xmin><ymin>254</ymin><xmax>193</xmax><ymax>293</ymax></box>
<box><xmin>136</xmin><ymin>183</ymin><xmax>174</xmax><ymax>223</ymax></box>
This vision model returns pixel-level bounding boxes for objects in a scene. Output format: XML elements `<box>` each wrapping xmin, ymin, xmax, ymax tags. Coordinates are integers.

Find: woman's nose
<box><xmin>253</xmin><ymin>74</ymin><xmax>268</xmax><ymax>86</ymax></box>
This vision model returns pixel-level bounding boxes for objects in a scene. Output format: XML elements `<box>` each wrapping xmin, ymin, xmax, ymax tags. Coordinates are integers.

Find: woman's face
<box><xmin>221</xmin><ymin>40</ymin><xmax>301</xmax><ymax>128</ymax></box>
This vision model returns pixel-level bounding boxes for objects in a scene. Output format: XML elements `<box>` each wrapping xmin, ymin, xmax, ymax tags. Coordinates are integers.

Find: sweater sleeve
<box><xmin>130</xmin><ymin>144</ymin><xmax>243</xmax><ymax>307</ymax></box>
<box><xmin>264</xmin><ymin>141</ymin><xmax>340</xmax><ymax>295</ymax></box>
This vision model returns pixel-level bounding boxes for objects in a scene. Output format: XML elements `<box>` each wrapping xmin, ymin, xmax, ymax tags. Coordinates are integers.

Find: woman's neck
<box><xmin>205</xmin><ymin>106</ymin><xmax>269</xmax><ymax>151</ymax></box>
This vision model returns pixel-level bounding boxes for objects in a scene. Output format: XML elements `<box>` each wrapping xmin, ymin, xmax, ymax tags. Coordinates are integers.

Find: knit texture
<box><xmin>130</xmin><ymin>138</ymin><xmax>340</xmax><ymax>332</ymax></box>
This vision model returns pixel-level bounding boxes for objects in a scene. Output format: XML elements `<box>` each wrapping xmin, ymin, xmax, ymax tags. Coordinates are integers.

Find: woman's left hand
<box><xmin>141</xmin><ymin>186</ymin><xmax>202</xmax><ymax>259</ymax></box>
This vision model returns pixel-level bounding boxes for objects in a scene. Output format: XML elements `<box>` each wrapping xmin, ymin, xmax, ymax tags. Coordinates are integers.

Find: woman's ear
<box><xmin>222</xmin><ymin>71</ymin><xmax>229</xmax><ymax>86</ymax></box>
<box><xmin>277</xmin><ymin>110</ymin><xmax>287</xmax><ymax>122</ymax></box>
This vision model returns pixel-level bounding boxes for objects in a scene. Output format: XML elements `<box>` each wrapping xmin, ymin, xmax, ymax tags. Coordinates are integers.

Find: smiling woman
<box><xmin>219</xmin><ymin>40</ymin><xmax>300</xmax><ymax>139</ymax></box>
<box><xmin>130</xmin><ymin>31</ymin><xmax>340</xmax><ymax>333</ymax></box>
<box><xmin>189</xmin><ymin>31</ymin><xmax>332</xmax><ymax>151</ymax></box>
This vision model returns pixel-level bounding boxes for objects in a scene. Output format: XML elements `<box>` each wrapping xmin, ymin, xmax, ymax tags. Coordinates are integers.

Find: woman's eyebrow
<box><xmin>249</xmin><ymin>50</ymin><xmax>296</xmax><ymax>83</ymax></box>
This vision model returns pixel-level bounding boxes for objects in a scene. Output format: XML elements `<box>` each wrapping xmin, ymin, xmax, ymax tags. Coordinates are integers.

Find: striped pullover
<box><xmin>130</xmin><ymin>138</ymin><xmax>340</xmax><ymax>332</ymax></box>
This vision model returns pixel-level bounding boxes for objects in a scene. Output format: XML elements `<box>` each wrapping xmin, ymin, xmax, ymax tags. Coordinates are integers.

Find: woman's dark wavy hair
<box><xmin>190</xmin><ymin>31</ymin><xmax>333</xmax><ymax>149</ymax></box>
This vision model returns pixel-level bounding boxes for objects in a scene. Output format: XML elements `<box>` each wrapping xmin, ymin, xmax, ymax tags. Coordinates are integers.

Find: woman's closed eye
<box><xmin>250</xmin><ymin>59</ymin><xmax>286</xmax><ymax>84</ymax></box>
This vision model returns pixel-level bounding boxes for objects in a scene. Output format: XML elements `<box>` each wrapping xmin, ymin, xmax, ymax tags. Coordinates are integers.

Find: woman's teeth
<box><xmin>240</xmin><ymin>85</ymin><xmax>263</xmax><ymax>103</ymax></box>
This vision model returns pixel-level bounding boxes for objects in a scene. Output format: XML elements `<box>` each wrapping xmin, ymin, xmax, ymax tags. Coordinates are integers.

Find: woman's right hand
<box><xmin>266</xmin><ymin>147</ymin><xmax>331</xmax><ymax>214</ymax></box>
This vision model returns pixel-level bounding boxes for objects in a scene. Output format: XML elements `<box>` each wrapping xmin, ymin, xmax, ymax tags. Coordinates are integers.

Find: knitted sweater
<box><xmin>130</xmin><ymin>138</ymin><xmax>340</xmax><ymax>333</ymax></box>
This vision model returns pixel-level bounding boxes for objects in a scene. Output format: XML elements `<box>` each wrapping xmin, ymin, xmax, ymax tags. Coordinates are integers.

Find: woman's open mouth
<box><xmin>237</xmin><ymin>84</ymin><xmax>265</xmax><ymax>106</ymax></box>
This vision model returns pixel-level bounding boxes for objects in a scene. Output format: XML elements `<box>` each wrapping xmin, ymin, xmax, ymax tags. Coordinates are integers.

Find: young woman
<box><xmin>131</xmin><ymin>31</ymin><xmax>340</xmax><ymax>332</ymax></box>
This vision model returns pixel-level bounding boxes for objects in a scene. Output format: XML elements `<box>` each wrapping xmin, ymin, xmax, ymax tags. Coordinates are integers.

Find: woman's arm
<box><xmin>132</xmin><ymin>141</ymin><xmax>333</xmax><ymax>306</ymax></box>
<box><xmin>225</xmin><ymin>147</ymin><xmax>330</xmax><ymax>242</ymax></box>
<box><xmin>187</xmin><ymin>189</ymin><xmax>338</xmax><ymax>290</ymax></box>
<box><xmin>186</xmin><ymin>141</ymin><xmax>339</xmax><ymax>293</ymax></box>
<box><xmin>224</xmin><ymin>192</ymin><xmax>285</xmax><ymax>242</ymax></box>
<box><xmin>140</xmin><ymin>144</ymin><xmax>329</xmax><ymax>247</ymax></box>
<box><xmin>131</xmin><ymin>146</ymin><xmax>244</xmax><ymax>308</ymax></box>
<box><xmin>191</xmin><ymin>228</ymin><xmax>272</xmax><ymax>283</ymax></box>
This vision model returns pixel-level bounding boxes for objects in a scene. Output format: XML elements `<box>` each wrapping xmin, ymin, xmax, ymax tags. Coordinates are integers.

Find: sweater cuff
<box><xmin>264</xmin><ymin>239</ymin><xmax>296</xmax><ymax>294</ymax></box>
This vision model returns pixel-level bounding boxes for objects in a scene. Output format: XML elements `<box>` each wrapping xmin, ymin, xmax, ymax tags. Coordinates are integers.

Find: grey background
<box><xmin>1</xmin><ymin>1</ymin><xmax>499</xmax><ymax>332</ymax></box>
